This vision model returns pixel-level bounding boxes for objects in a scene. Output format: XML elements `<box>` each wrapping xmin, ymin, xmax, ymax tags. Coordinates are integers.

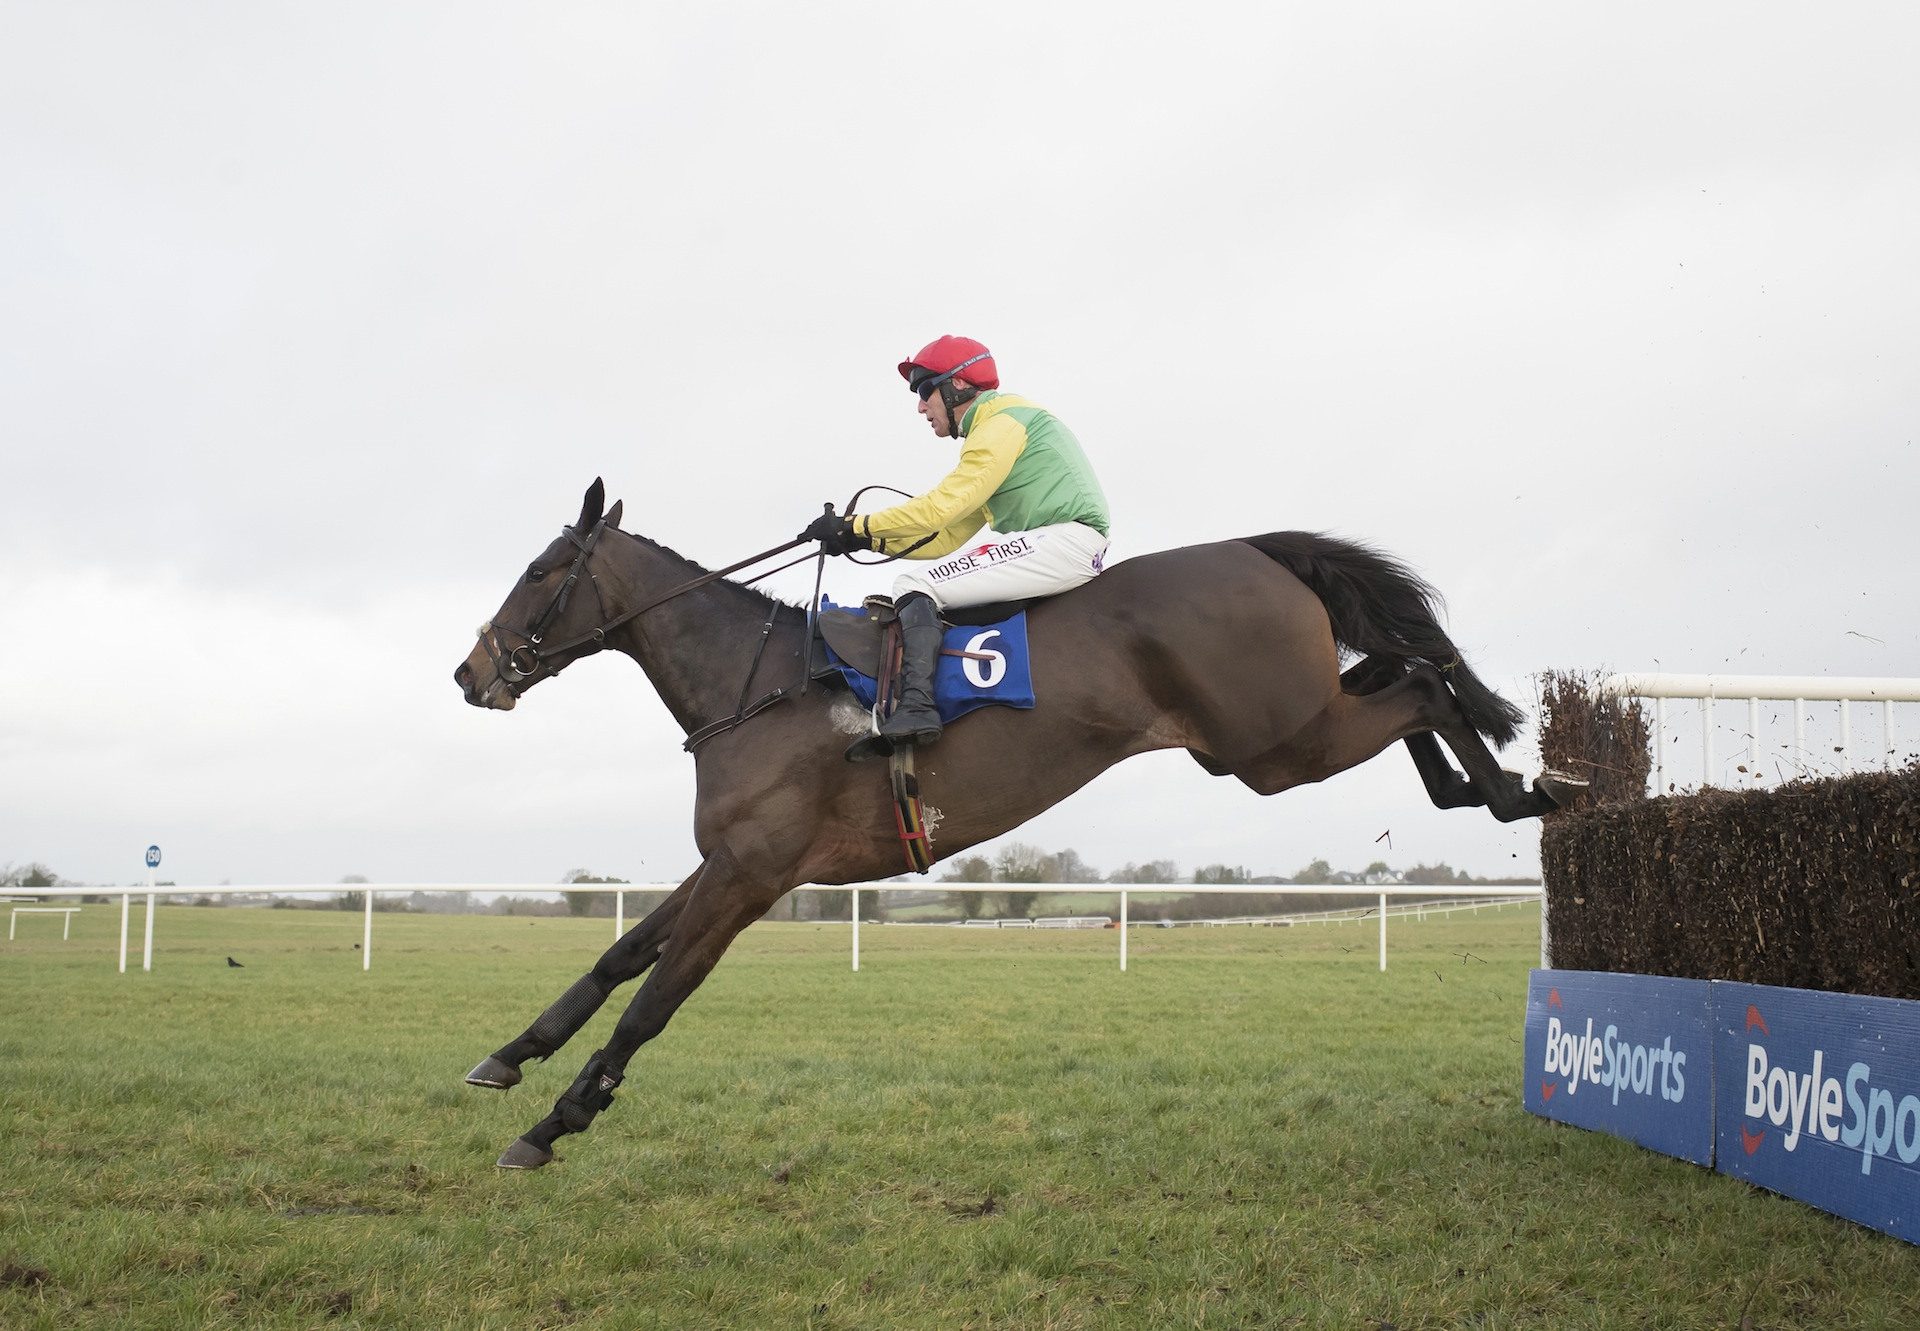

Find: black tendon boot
<box><xmin>878</xmin><ymin>593</ymin><xmax>945</xmax><ymax>748</ymax></box>
<box><xmin>555</xmin><ymin>1053</ymin><xmax>623</xmax><ymax>1134</ymax></box>
<box><xmin>496</xmin><ymin>1052</ymin><xmax>623</xmax><ymax>1169</ymax></box>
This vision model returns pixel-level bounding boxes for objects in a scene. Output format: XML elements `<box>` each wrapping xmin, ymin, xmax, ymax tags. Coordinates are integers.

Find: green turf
<box><xmin>1</xmin><ymin>903</ymin><xmax>1915</xmax><ymax>1329</ymax></box>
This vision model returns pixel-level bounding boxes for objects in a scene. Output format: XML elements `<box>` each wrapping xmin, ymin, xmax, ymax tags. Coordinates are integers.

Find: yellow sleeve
<box><xmin>855</xmin><ymin>414</ymin><xmax>1026</xmax><ymax>558</ymax></box>
<box><xmin>885</xmin><ymin>511</ymin><xmax>988</xmax><ymax>560</ymax></box>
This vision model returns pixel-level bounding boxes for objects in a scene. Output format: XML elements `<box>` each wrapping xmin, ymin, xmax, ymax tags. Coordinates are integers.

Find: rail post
<box><xmin>851</xmin><ymin>886</ymin><xmax>860</xmax><ymax>972</ymax></box>
<box><xmin>1653</xmin><ymin>697</ymin><xmax>1667</xmax><ymax>792</ymax></box>
<box><xmin>362</xmin><ymin>889</ymin><xmax>372</xmax><ymax>971</ymax></box>
<box><xmin>119</xmin><ymin>893</ymin><xmax>129</xmax><ymax>973</ymax></box>
<box><xmin>615</xmin><ymin>889</ymin><xmax>624</xmax><ymax>939</ymax></box>
<box><xmin>141</xmin><ymin>857</ymin><xmax>155</xmax><ymax>971</ymax></box>
<box><xmin>1703</xmin><ymin>688</ymin><xmax>1715</xmax><ymax>781</ymax></box>
<box><xmin>1378</xmin><ymin>892</ymin><xmax>1387</xmax><ymax>972</ymax></box>
<box><xmin>1119</xmin><ymin>890</ymin><xmax>1128</xmax><ymax>971</ymax></box>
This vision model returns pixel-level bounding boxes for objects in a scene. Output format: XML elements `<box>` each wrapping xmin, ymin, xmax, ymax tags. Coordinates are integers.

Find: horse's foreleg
<box><xmin>497</xmin><ymin>848</ymin><xmax>781</xmax><ymax>1169</ymax></box>
<box><xmin>464</xmin><ymin>871</ymin><xmax>700</xmax><ymax>1090</ymax></box>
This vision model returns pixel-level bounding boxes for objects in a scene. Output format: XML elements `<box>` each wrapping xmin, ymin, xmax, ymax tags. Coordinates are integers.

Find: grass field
<box><xmin>2</xmin><ymin>903</ymin><xmax>1916</xmax><ymax>1329</ymax></box>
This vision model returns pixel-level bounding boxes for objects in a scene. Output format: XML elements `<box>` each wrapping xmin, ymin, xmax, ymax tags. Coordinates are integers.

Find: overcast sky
<box><xmin>4</xmin><ymin>4</ymin><xmax>1915</xmax><ymax>891</ymax></box>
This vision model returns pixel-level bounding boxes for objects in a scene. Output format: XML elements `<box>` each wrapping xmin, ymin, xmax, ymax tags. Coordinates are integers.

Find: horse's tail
<box><xmin>1239</xmin><ymin>531</ymin><xmax>1525</xmax><ymax>749</ymax></box>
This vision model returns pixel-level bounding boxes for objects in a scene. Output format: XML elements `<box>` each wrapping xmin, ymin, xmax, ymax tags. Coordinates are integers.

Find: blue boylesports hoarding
<box><xmin>1714</xmin><ymin>981</ymin><xmax>1920</xmax><ymax>1245</ymax></box>
<box><xmin>1525</xmin><ymin>970</ymin><xmax>1920</xmax><ymax>1245</ymax></box>
<box><xmin>1524</xmin><ymin>970</ymin><xmax>1715</xmax><ymax>1165</ymax></box>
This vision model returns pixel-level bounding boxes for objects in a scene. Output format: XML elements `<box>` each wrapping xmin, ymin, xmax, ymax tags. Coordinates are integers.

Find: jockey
<box><xmin>800</xmin><ymin>335</ymin><xmax>1111</xmax><ymax>756</ymax></box>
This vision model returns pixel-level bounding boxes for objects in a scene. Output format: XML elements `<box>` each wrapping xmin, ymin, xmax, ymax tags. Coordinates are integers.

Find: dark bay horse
<box><xmin>453</xmin><ymin>479</ymin><xmax>1580</xmax><ymax>1168</ymax></box>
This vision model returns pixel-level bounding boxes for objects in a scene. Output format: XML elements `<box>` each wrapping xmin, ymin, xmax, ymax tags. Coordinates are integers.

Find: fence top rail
<box><xmin>1599</xmin><ymin>673</ymin><xmax>1920</xmax><ymax>704</ymax></box>
<box><xmin>19</xmin><ymin>881</ymin><xmax>1545</xmax><ymax>900</ymax></box>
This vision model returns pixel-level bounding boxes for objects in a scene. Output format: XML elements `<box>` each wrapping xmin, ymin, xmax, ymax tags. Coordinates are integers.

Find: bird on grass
<box><xmin>226</xmin><ymin>956</ymin><xmax>244</xmax><ymax>968</ymax></box>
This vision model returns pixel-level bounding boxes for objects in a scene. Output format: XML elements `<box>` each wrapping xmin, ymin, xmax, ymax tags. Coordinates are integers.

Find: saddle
<box><xmin>815</xmin><ymin>596</ymin><xmax>1033</xmax><ymax>679</ymax></box>
<box><xmin>813</xmin><ymin>596</ymin><xmax>1035</xmax><ymax>877</ymax></box>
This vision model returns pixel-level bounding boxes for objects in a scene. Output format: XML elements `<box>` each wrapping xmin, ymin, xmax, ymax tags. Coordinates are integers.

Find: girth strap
<box><xmin>684</xmin><ymin>601</ymin><xmax>792</xmax><ymax>752</ymax></box>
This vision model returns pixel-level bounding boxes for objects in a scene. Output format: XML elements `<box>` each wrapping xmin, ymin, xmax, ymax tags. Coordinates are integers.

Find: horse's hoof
<box><xmin>496</xmin><ymin>1137</ymin><xmax>554</xmax><ymax>1170</ymax></box>
<box><xmin>1535</xmin><ymin>770</ymin><xmax>1591</xmax><ymax>808</ymax></box>
<box><xmin>465</xmin><ymin>1056</ymin><xmax>522</xmax><ymax>1090</ymax></box>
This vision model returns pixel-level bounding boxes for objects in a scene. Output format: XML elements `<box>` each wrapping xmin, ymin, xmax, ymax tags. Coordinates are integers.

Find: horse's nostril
<box><xmin>455</xmin><ymin>663</ymin><xmax>473</xmax><ymax>688</ymax></box>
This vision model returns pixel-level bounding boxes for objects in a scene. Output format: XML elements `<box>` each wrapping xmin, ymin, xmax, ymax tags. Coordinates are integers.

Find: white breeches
<box><xmin>890</xmin><ymin>522</ymin><xmax>1110</xmax><ymax>610</ymax></box>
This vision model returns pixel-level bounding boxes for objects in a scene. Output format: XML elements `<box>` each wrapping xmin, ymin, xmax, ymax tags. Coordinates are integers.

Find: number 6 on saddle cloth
<box><xmin>815</xmin><ymin>597</ymin><xmax>1035</xmax><ymax>724</ymax></box>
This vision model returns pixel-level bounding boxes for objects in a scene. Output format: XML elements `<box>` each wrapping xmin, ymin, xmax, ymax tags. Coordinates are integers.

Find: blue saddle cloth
<box><xmin>819</xmin><ymin>598</ymin><xmax>1035</xmax><ymax>724</ymax></box>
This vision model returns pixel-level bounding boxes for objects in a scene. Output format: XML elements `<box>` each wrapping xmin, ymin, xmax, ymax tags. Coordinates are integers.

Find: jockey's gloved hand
<box><xmin>799</xmin><ymin>511</ymin><xmax>868</xmax><ymax>557</ymax></box>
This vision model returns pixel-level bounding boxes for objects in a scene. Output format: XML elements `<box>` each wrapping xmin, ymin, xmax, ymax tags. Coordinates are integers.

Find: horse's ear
<box><xmin>605</xmin><ymin>499</ymin><xmax>623</xmax><ymax>530</ymax></box>
<box><xmin>577</xmin><ymin>478</ymin><xmax>605</xmax><ymax>531</ymax></box>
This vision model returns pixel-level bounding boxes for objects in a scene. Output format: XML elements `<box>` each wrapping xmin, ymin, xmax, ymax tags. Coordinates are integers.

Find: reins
<box><xmin>840</xmin><ymin>484</ymin><xmax>939</xmax><ymax>566</ymax></box>
<box><xmin>524</xmin><ymin>531</ymin><xmax>818</xmax><ymax>663</ymax></box>
<box><xmin>480</xmin><ymin>489</ymin><xmax>929</xmax><ymax>748</ymax></box>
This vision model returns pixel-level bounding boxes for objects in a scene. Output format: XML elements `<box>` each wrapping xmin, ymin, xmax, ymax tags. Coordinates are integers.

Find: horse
<box><xmin>453</xmin><ymin>479</ymin><xmax>1581</xmax><ymax>1168</ymax></box>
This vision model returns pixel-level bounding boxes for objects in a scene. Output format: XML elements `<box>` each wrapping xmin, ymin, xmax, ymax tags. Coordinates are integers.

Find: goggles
<box><xmin>907</xmin><ymin>352</ymin><xmax>991</xmax><ymax>400</ymax></box>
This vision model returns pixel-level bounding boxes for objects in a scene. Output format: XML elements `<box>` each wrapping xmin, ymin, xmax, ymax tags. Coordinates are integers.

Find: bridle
<box><xmin>477</xmin><ymin>518</ymin><xmax>614</xmax><ymax>696</ymax></box>
<box><xmin>474</xmin><ymin>492</ymin><xmax>934</xmax><ymax>738</ymax></box>
<box><xmin>476</xmin><ymin>519</ymin><xmax>818</xmax><ymax>702</ymax></box>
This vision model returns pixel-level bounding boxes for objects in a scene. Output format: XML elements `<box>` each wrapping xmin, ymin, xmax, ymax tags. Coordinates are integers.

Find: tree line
<box><xmin>921</xmin><ymin>843</ymin><xmax>1535</xmax><ymax>922</ymax></box>
<box><xmin>936</xmin><ymin>842</ymin><xmax>1533</xmax><ymax>887</ymax></box>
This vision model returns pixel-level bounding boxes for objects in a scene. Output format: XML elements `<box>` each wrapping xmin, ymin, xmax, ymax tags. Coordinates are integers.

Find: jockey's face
<box><xmin>917</xmin><ymin>386</ymin><xmax>958</xmax><ymax>439</ymax></box>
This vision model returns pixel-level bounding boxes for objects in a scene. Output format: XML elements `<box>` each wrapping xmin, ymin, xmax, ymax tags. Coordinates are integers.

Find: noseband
<box><xmin>477</xmin><ymin>519</ymin><xmax>615</xmax><ymax>696</ymax></box>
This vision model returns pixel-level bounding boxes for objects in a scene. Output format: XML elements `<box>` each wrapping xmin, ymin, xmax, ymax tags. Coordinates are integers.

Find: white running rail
<box><xmin>1599</xmin><ymin>673</ymin><xmax>1918</xmax><ymax>793</ymax></box>
<box><xmin>11</xmin><ymin>881</ymin><xmax>1543</xmax><ymax>976</ymax></box>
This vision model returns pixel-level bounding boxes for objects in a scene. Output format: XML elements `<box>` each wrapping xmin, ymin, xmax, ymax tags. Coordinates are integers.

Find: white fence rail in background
<box><xmin>9</xmin><ymin>906</ymin><xmax>82</xmax><ymax>940</ymax></box>
<box><xmin>12</xmin><ymin>882</ymin><xmax>1543</xmax><ymax>975</ymax></box>
<box><xmin>1600</xmin><ymin>673</ymin><xmax>1919</xmax><ymax>793</ymax></box>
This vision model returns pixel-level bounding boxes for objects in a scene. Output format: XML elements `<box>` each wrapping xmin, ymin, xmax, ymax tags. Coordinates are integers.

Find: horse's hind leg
<box><xmin>1401</xmin><ymin>667</ymin><xmax>1570</xmax><ymax>821</ymax></box>
<box><xmin>1230</xmin><ymin>675</ymin><xmax>1433</xmax><ymax>796</ymax></box>
<box><xmin>498</xmin><ymin>848</ymin><xmax>782</xmax><ymax>1169</ymax></box>
<box><xmin>1341</xmin><ymin>656</ymin><xmax>1485</xmax><ymax>810</ymax></box>
<box><xmin>1338</xmin><ymin>654</ymin><xmax>1401</xmax><ymax>695</ymax></box>
<box><xmin>1238</xmin><ymin>666</ymin><xmax>1560</xmax><ymax>822</ymax></box>
<box><xmin>465</xmin><ymin>872</ymin><xmax>699</xmax><ymax>1090</ymax></box>
<box><xmin>1401</xmin><ymin>734</ymin><xmax>1489</xmax><ymax>809</ymax></box>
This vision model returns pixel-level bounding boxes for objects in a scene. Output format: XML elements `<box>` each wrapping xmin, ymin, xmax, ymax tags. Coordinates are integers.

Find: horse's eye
<box><xmin>526</xmin><ymin>568</ymin><xmax>547</xmax><ymax>584</ymax></box>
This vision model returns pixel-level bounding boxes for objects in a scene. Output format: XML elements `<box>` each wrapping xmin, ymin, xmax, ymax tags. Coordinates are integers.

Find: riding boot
<box><xmin>877</xmin><ymin>593</ymin><xmax>944</xmax><ymax>749</ymax></box>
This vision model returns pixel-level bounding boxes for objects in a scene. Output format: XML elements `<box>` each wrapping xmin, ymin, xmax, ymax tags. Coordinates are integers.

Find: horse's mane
<box><xmin>612</xmin><ymin>526</ymin><xmax>811</xmax><ymax>628</ymax></box>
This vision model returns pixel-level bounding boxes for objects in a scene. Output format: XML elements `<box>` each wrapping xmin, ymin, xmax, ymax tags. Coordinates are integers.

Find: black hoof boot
<box><xmin>465</xmin><ymin>1055</ymin><xmax>522</xmax><ymax>1090</ymax></box>
<box><xmin>496</xmin><ymin>1136</ymin><xmax>554</xmax><ymax>1170</ymax></box>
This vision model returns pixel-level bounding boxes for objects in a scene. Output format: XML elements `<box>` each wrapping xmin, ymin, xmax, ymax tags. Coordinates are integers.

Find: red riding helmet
<box><xmin>898</xmin><ymin>335</ymin><xmax>999</xmax><ymax>399</ymax></box>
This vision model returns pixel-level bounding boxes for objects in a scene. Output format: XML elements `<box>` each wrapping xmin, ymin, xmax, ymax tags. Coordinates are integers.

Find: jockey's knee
<box><xmin>889</xmin><ymin>570</ymin><xmax>942</xmax><ymax>607</ymax></box>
